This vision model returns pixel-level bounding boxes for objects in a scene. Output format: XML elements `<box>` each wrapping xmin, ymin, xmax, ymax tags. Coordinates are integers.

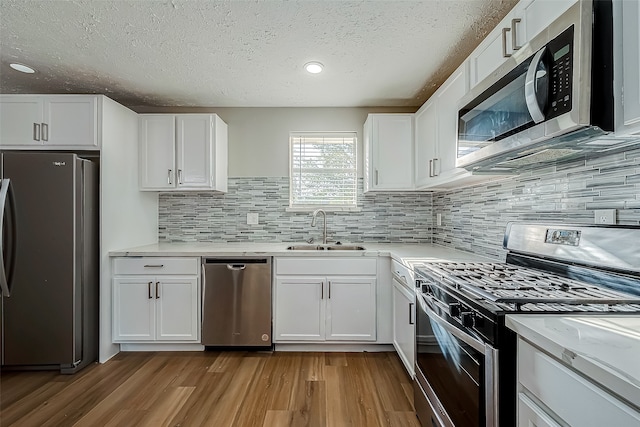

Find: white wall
<box><xmin>100</xmin><ymin>96</ymin><xmax>158</xmax><ymax>362</ymax></box>
<box><xmin>135</xmin><ymin>106</ymin><xmax>415</xmax><ymax>177</ymax></box>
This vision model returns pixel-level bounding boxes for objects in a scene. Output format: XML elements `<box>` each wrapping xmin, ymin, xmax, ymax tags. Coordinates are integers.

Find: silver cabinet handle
<box><xmin>33</xmin><ymin>123</ymin><xmax>41</xmax><ymax>141</ymax></box>
<box><xmin>155</xmin><ymin>281</ymin><xmax>160</xmax><ymax>299</ymax></box>
<box><xmin>41</xmin><ymin>123</ymin><xmax>48</xmax><ymax>141</ymax></box>
<box><xmin>433</xmin><ymin>158</ymin><xmax>439</xmax><ymax>177</ymax></box>
<box><xmin>321</xmin><ymin>281</ymin><xmax>324</xmax><ymax>299</ymax></box>
<box><xmin>328</xmin><ymin>281</ymin><xmax>331</xmax><ymax>299</ymax></box>
<box><xmin>409</xmin><ymin>302</ymin><xmax>415</xmax><ymax>325</ymax></box>
<box><xmin>148</xmin><ymin>281</ymin><xmax>153</xmax><ymax>299</ymax></box>
<box><xmin>511</xmin><ymin>18</ymin><xmax>522</xmax><ymax>51</ymax></box>
<box><xmin>374</xmin><ymin>169</ymin><xmax>379</xmax><ymax>185</ymax></box>
<box><xmin>429</xmin><ymin>159</ymin><xmax>433</xmax><ymax>177</ymax></box>
<box><xmin>178</xmin><ymin>169</ymin><xmax>183</xmax><ymax>185</ymax></box>
<box><xmin>168</xmin><ymin>169</ymin><xmax>173</xmax><ymax>185</ymax></box>
<box><xmin>144</xmin><ymin>264</ymin><xmax>164</xmax><ymax>268</ymax></box>
<box><xmin>502</xmin><ymin>27</ymin><xmax>512</xmax><ymax>58</ymax></box>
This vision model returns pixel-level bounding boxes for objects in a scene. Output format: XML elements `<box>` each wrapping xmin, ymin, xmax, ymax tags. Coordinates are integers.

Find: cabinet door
<box><xmin>176</xmin><ymin>115</ymin><xmax>213</xmax><ymax>189</ymax></box>
<box><xmin>523</xmin><ymin>0</ymin><xmax>576</xmax><ymax>42</ymax></box>
<box><xmin>620</xmin><ymin>0</ymin><xmax>640</xmax><ymax>132</ymax></box>
<box><xmin>0</xmin><ymin>96</ymin><xmax>44</xmax><ymax>146</ymax></box>
<box><xmin>368</xmin><ymin>114</ymin><xmax>414</xmax><ymax>190</ymax></box>
<box><xmin>326</xmin><ymin>277</ymin><xmax>376</xmax><ymax>341</ymax></box>
<box><xmin>434</xmin><ymin>64</ymin><xmax>468</xmax><ymax>180</ymax></box>
<box><xmin>414</xmin><ymin>100</ymin><xmax>437</xmax><ymax>188</ymax></box>
<box><xmin>113</xmin><ymin>277</ymin><xmax>155</xmax><ymax>341</ymax></box>
<box><xmin>156</xmin><ymin>276</ymin><xmax>199</xmax><ymax>341</ymax></box>
<box><xmin>139</xmin><ymin>115</ymin><xmax>176</xmax><ymax>190</ymax></box>
<box><xmin>392</xmin><ymin>278</ymin><xmax>415</xmax><ymax>377</ymax></box>
<box><xmin>518</xmin><ymin>393</ymin><xmax>562</xmax><ymax>427</ymax></box>
<box><xmin>469</xmin><ymin>9</ymin><xmax>524</xmax><ymax>88</ymax></box>
<box><xmin>43</xmin><ymin>96</ymin><xmax>98</xmax><ymax>148</ymax></box>
<box><xmin>274</xmin><ymin>277</ymin><xmax>325</xmax><ymax>341</ymax></box>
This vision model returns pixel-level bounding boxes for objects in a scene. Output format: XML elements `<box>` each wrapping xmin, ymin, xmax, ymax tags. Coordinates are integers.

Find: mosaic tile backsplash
<box><xmin>159</xmin><ymin>148</ymin><xmax>640</xmax><ymax>257</ymax></box>
<box><xmin>159</xmin><ymin>178</ymin><xmax>433</xmax><ymax>243</ymax></box>
<box><xmin>432</xmin><ymin>147</ymin><xmax>640</xmax><ymax>260</ymax></box>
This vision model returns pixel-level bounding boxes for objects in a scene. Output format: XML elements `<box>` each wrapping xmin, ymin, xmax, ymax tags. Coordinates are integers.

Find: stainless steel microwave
<box><xmin>455</xmin><ymin>0</ymin><xmax>634</xmax><ymax>173</ymax></box>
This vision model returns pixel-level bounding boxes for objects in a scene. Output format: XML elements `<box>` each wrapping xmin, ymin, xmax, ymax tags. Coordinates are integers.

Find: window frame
<box><xmin>288</xmin><ymin>131</ymin><xmax>359</xmax><ymax>212</ymax></box>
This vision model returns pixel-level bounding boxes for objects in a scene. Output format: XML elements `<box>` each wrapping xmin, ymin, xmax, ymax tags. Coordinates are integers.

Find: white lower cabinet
<box><xmin>112</xmin><ymin>257</ymin><xmax>200</xmax><ymax>343</ymax></box>
<box><xmin>274</xmin><ymin>258</ymin><xmax>377</xmax><ymax>342</ymax></box>
<box><xmin>392</xmin><ymin>276</ymin><xmax>415</xmax><ymax>377</ymax></box>
<box><xmin>517</xmin><ymin>338</ymin><xmax>640</xmax><ymax>426</ymax></box>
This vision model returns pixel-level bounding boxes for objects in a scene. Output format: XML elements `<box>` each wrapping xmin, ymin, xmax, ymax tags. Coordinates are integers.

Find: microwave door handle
<box><xmin>524</xmin><ymin>47</ymin><xmax>547</xmax><ymax>123</ymax></box>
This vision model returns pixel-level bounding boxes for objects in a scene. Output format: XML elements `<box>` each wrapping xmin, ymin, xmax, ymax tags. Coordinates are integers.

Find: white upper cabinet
<box><xmin>0</xmin><ymin>95</ymin><xmax>98</xmax><ymax>149</ymax></box>
<box><xmin>469</xmin><ymin>4</ymin><xmax>528</xmax><ymax>88</ymax></box>
<box><xmin>469</xmin><ymin>0</ymin><xmax>577</xmax><ymax>90</ymax></box>
<box><xmin>433</xmin><ymin>64</ymin><xmax>469</xmax><ymax>182</ymax></box>
<box><xmin>615</xmin><ymin>0</ymin><xmax>640</xmax><ymax>135</ymax></box>
<box><xmin>139</xmin><ymin>115</ymin><xmax>176</xmax><ymax>190</ymax></box>
<box><xmin>139</xmin><ymin>114</ymin><xmax>228</xmax><ymax>192</ymax></box>
<box><xmin>364</xmin><ymin>114</ymin><xmax>414</xmax><ymax>192</ymax></box>
<box><xmin>414</xmin><ymin>99</ymin><xmax>438</xmax><ymax>188</ymax></box>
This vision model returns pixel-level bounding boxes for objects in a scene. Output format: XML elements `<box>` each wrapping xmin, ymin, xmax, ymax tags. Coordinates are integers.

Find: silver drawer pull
<box><xmin>143</xmin><ymin>264</ymin><xmax>164</xmax><ymax>268</ymax></box>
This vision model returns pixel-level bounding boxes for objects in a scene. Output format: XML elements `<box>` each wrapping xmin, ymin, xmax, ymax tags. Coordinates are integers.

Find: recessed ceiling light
<box><xmin>304</xmin><ymin>62</ymin><xmax>324</xmax><ymax>74</ymax></box>
<box><xmin>9</xmin><ymin>63</ymin><xmax>36</xmax><ymax>73</ymax></box>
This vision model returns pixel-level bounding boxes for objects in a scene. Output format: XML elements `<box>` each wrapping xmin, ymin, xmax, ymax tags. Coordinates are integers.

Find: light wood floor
<box><xmin>0</xmin><ymin>351</ymin><xmax>419</xmax><ymax>427</ymax></box>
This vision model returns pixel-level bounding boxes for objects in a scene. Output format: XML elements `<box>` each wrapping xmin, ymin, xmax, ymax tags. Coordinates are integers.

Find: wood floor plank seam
<box><xmin>0</xmin><ymin>351</ymin><xmax>419</xmax><ymax>427</ymax></box>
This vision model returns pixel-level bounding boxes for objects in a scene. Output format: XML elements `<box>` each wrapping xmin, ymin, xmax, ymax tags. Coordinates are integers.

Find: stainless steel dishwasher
<box><xmin>201</xmin><ymin>257</ymin><xmax>272</xmax><ymax>347</ymax></box>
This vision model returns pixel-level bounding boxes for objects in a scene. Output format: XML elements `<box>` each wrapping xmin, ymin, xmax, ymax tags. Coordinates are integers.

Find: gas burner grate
<box><xmin>420</xmin><ymin>262</ymin><xmax>640</xmax><ymax>310</ymax></box>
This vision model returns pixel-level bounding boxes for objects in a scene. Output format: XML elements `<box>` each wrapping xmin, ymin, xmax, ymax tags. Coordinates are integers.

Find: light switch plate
<box><xmin>594</xmin><ymin>209</ymin><xmax>616</xmax><ymax>225</ymax></box>
<box><xmin>247</xmin><ymin>212</ymin><xmax>259</xmax><ymax>225</ymax></box>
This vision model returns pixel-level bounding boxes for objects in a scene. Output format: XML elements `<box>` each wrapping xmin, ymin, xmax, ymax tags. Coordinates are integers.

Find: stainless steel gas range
<box><xmin>412</xmin><ymin>222</ymin><xmax>640</xmax><ymax>427</ymax></box>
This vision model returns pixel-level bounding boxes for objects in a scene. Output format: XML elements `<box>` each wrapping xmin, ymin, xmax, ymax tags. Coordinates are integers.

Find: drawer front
<box><xmin>518</xmin><ymin>339</ymin><xmax>640</xmax><ymax>426</ymax></box>
<box><xmin>275</xmin><ymin>257</ymin><xmax>377</xmax><ymax>276</ymax></box>
<box><xmin>391</xmin><ymin>259</ymin><xmax>414</xmax><ymax>290</ymax></box>
<box><xmin>113</xmin><ymin>257</ymin><xmax>199</xmax><ymax>275</ymax></box>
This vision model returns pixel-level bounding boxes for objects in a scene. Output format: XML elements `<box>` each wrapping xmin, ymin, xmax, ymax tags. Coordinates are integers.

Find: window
<box><xmin>290</xmin><ymin>132</ymin><xmax>357</xmax><ymax>209</ymax></box>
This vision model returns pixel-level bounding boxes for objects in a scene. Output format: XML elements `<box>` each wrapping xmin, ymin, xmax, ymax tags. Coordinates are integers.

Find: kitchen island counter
<box><xmin>506</xmin><ymin>314</ymin><xmax>640</xmax><ymax>411</ymax></box>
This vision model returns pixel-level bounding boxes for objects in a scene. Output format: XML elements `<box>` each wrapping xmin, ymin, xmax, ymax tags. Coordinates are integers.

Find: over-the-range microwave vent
<box><xmin>465</xmin><ymin>127</ymin><xmax>640</xmax><ymax>174</ymax></box>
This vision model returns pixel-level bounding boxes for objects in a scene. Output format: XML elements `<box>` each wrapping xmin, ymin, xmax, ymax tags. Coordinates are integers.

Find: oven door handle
<box><xmin>417</xmin><ymin>293</ymin><xmax>486</xmax><ymax>353</ymax></box>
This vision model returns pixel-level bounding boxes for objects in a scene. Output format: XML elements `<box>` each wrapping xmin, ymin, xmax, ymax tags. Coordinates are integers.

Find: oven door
<box><xmin>414</xmin><ymin>292</ymin><xmax>498</xmax><ymax>427</ymax></box>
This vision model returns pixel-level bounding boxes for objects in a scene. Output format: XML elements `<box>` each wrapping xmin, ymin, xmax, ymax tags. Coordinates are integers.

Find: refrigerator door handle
<box><xmin>0</xmin><ymin>178</ymin><xmax>15</xmax><ymax>297</ymax></box>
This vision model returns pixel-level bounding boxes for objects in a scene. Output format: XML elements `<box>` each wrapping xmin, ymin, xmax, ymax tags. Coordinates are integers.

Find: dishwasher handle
<box><xmin>227</xmin><ymin>264</ymin><xmax>246</xmax><ymax>270</ymax></box>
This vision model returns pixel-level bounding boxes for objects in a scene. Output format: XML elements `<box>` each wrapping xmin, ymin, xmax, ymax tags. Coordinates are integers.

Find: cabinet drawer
<box><xmin>113</xmin><ymin>257</ymin><xmax>199</xmax><ymax>275</ymax></box>
<box><xmin>275</xmin><ymin>257</ymin><xmax>376</xmax><ymax>275</ymax></box>
<box><xmin>391</xmin><ymin>259</ymin><xmax>414</xmax><ymax>289</ymax></box>
<box><xmin>518</xmin><ymin>339</ymin><xmax>640</xmax><ymax>426</ymax></box>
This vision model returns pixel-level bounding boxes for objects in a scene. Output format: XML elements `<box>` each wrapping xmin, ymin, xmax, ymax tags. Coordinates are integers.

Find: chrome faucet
<box><xmin>311</xmin><ymin>209</ymin><xmax>328</xmax><ymax>244</ymax></box>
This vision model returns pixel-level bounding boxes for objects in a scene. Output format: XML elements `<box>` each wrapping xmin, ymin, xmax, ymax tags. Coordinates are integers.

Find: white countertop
<box><xmin>506</xmin><ymin>314</ymin><xmax>640</xmax><ymax>409</ymax></box>
<box><xmin>109</xmin><ymin>242</ymin><xmax>494</xmax><ymax>265</ymax></box>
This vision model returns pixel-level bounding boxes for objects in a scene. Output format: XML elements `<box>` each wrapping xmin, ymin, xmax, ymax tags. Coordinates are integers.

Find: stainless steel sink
<box><xmin>286</xmin><ymin>245</ymin><xmax>326</xmax><ymax>250</ymax></box>
<box><xmin>325</xmin><ymin>245</ymin><xmax>365</xmax><ymax>250</ymax></box>
<box><xmin>286</xmin><ymin>244</ymin><xmax>365</xmax><ymax>251</ymax></box>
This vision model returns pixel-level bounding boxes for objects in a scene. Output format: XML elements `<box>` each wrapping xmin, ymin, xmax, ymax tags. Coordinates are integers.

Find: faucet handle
<box><xmin>306</xmin><ymin>237</ymin><xmax>315</xmax><ymax>244</ymax></box>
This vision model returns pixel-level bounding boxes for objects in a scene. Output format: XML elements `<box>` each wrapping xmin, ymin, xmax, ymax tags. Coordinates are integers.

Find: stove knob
<box><xmin>461</xmin><ymin>312</ymin><xmax>475</xmax><ymax>328</ymax></box>
<box><xmin>449</xmin><ymin>303</ymin><xmax>461</xmax><ymax>317</ymax></box>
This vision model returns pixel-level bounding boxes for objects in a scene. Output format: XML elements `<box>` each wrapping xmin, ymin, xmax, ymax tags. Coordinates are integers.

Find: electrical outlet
<box><xmin>436</xmin><ymin>213</ymin><xmax>442</xmax><ymax>226</ymax></box>
<box><xmin>247</xmin><ymin>212</ymin><xmax>259</xmax><ymax>225</ymax></box>
<box><xmin>594</xmin><ymin>209</ymin><xmax>616</xmax><ymax>225</ymax></box>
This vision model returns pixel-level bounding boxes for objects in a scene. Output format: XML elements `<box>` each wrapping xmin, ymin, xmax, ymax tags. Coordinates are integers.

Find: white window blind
<box><xmin>290</xmin><ymin>132</ymin><xmax>357</xmax><ymax>208</ymax></box>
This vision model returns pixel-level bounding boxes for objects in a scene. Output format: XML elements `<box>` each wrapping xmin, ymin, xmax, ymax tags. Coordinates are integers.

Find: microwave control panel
<box><xmin>547</xmin><ymin>25</ymin><xmax>574</xmax><ymax>120</ymax></box>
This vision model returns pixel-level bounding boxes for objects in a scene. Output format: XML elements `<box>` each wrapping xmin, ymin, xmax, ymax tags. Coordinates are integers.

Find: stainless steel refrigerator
<box><xmin>0</xmin><ymin>152</ymin><xmax>98</xmax><ymax>373</ymax></box>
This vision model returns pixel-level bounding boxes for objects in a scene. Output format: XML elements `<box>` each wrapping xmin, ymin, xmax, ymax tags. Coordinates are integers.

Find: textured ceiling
<box><xmin>0</xmin><ymin>0</ymin><xmax>518</xmax><ymax>109</ymax></box>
